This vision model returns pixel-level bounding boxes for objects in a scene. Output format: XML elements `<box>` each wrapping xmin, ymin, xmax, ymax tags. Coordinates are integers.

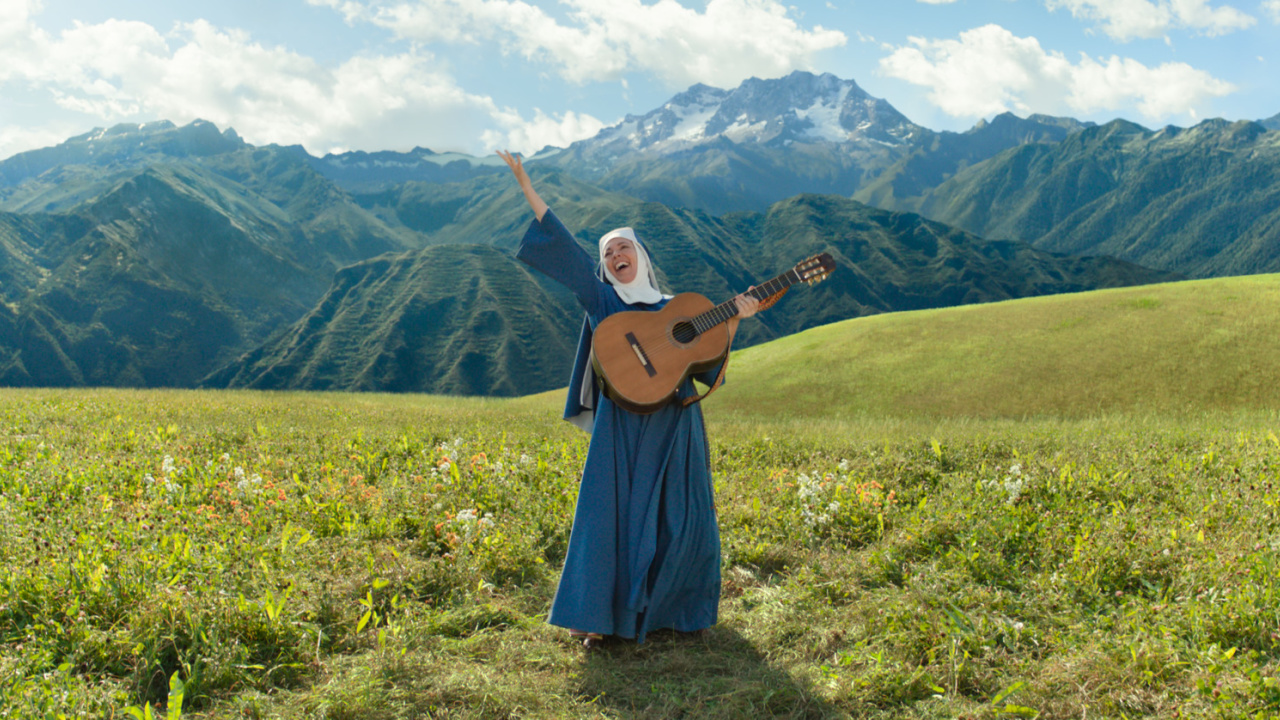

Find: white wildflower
<box><xmin>162</xmin><ymin>455</ymin><xmax>176</xmax><ymax>475</ymax></box>
<box><xmin>232</xmin><ymin>467</ymin><xmax>262</xmax><ymax>495</ymax></box>
<box><xmin>1002</xmin><ymin>477</ymin><xmax>1025</xmax><ymax>505</ymax></box>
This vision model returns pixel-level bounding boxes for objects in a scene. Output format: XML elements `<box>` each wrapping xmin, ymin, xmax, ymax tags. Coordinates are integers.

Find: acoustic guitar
<box><xmin>590</xmin><ymin>253</ymin><xmax>836</xmax><ymax>414</ymax></box>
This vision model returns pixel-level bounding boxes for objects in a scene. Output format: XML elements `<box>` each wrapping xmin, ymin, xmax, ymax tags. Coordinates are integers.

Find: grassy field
<box><xmin>3</xmin><ymin>276</ymin><xmax>1280</xmax><ymax>718</ymax></box>
<box><xmin>714</xmin><ymin>273</ymin><xmax>1280</xmax><ymax>419</ymax></box>
<box><xmin>2</xmin><ymin>388</ymin><xmax>1279</xmax><ymax>719</ymax></box>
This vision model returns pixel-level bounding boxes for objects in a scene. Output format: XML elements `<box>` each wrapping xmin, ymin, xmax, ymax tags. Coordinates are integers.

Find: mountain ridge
<box><xmin>0</xmin><ymin>70</ymin><xmax>1271</xmax><ymax>394</ymax></box>
<box><xmin>904</xmin><ymin>117</ymin><xmax>1280</xmax><ymax>277</ymax></box>
<box><xmin>210</xmin><ymin>193</ymin><xmax>1177</xmax><ymax>396</ymax></box>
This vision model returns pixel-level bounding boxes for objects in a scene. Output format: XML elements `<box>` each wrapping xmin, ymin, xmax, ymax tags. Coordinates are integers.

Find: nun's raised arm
<box><xmin>498</xmin><ymin>150</ymin><xmax>548</xmax><ymax>221</ymax></box>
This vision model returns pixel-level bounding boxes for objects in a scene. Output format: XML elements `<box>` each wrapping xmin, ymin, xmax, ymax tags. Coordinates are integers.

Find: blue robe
<box><xmin>516</xmin><ymin>210</ymin><xmax>722</xmax><ymax>642</ymax></box>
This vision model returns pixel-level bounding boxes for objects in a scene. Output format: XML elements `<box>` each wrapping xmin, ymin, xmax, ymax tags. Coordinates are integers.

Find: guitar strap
<box><xmin>681</xmin><ymin>350</ymin><xmax>729</xmax><ymax>407</ymax></box>
<box><xmin>680</xmin><ymin>287</ymin><xmax>788</xmax><ymax>407</ymax></box>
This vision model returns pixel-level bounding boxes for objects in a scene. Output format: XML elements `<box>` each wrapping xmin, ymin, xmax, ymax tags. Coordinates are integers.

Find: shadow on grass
<box><xmin>577</xmin><ymin>626</ymin><xmax>845</xmax><ymax>719</ymax></box>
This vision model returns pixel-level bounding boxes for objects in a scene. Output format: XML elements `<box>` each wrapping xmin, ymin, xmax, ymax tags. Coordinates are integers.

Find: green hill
<box><xmin>0</xmin><ymin>146</ymin><xmax>428</xmax><ymax>387</ymax></box>
<box><xmin>215</xmin><ymin>194</ymin><xmax>1172</xmax><ymax>396</ymax></box>
<box><xmin>707</xmin><ymin>273</ymin><xmax>1280</xmax><ymax>419</ymax></box>
<box><xmin>902</xmin><ymin>119</ymin><xmax>1280</xmax><ymax>278</ymax></box>
<box><xmin>205</xmin><ymin>244</ymin><xmax>583</xmax><ymax>395</ymax></box>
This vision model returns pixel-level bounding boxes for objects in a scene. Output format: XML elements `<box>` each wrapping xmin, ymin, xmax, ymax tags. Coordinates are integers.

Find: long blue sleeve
<box><xmin>515</xmin><ymin>209</ymin><xmax>612</xmax><ymax>320</ymax></box>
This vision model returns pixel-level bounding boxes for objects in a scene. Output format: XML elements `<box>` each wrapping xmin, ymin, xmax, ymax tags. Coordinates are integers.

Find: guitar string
<box><xmin>638</xmin><ymin>271</ymin><xmax>795</xmax><ymax>363</ymax></box>
<box><xmin>610</xmin><ymin>264</ymin><xmax>827</xmax><ymax>366</ymax></box>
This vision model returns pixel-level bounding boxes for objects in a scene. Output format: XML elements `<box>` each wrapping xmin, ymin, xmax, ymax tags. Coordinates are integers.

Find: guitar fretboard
<box><xmin>689</xmin><ymin>268</ymin><xmax>801</xmax><ymax>335</ymax></box>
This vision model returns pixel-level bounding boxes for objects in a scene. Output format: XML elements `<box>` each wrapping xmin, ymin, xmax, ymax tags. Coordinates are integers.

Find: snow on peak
<box><xmin>566</xmin><ymin>72</ymin><xmax>920</xmax><ymax>164</ymax></box>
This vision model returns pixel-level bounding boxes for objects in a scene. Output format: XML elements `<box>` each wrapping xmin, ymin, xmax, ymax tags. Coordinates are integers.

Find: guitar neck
<box><xmin>689</xmin><ymin>267</ymin><xmax>802</xmax><ymax>335</ymax></box>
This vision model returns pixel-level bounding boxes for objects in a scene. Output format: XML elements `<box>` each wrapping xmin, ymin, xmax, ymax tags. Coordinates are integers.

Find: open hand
<box><xmin>497</xmin><ymin>149</ymin><xmax>529</xmax><ymax>185</ymax></box>
<box><xmin>497</xmin><ymin>149</ymin><xmax>548</xmax><ymax>220</ymax></box>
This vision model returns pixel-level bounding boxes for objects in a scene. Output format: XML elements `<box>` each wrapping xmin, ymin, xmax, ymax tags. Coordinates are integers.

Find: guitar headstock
<box><xmin>794</xmin><ymin>253</ymin><xmax>836</xmax><ymax>286</ymax></box>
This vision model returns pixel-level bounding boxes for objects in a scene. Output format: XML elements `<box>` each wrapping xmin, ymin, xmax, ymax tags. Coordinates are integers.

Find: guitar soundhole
<box><xmin>671</xmin><ymin>321</ymin><xmax>697</xmax><ymax>344</ymax></box>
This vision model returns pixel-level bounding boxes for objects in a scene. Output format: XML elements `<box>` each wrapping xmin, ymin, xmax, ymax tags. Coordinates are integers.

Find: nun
<box><xmin>497</xmin><ymin>150</ymin><xmax>759</xmax><ymax>647</ymax></box>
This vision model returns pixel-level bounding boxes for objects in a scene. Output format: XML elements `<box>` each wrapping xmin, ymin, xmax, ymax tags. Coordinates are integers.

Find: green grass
<box><xmin>2</xmin><ymin>387</ymin><xmax>1280</xmax><ymax>718</ymax></box>
<box><xmin>713</xmin><ymin>273</ymin><xmax>1280</xmax><ymax>419</ymax></box>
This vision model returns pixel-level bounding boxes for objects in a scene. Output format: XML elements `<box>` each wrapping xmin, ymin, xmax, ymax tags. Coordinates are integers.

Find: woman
<box><xmin>498</xmin><ymin>150</ymin><xmax>758</xmax><ymax>647</ymax></box>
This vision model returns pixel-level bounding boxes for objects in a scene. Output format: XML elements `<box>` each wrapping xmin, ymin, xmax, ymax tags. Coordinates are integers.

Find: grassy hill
<box><xmin>206</xmin><ymin>244</ymin><xmax>582</xmax><ymax>395</ymax></box>
<box><xmin>217</xmin><ymin>193</ymin><xmax>1173</xmax><ymax>397</ymax></box>
<box><xmin>898</xmin><ymin>119</ymin><xmax>1280</xmax><ymax>278</ymax></box>
<box><xmin>708</xmin><ymin>273</ymin><xmax>1280</xmax><ymax>419</ymax></box>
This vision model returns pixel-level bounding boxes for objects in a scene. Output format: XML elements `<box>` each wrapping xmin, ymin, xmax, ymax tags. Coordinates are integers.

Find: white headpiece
<box><xmin>598</xmin><ymin>227</ymin><xmax>667</xmax><ymax>305</ymax></box>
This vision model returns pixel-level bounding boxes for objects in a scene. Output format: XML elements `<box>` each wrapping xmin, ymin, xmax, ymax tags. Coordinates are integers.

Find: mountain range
<box><xmin>210</xmin><ymin>192</ymin><xmax>1171</xmax><ymax>395</ymax></box>
<box><xmin>0</xmin><ymin>70</ymin><xmax>1274</xmax><ymax>395</ymax></box>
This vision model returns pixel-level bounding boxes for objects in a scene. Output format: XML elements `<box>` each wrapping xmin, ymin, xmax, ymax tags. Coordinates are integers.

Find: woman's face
<box><xmin>603</xmin><ymin>237</ymin><xmax>639</xmax><ymax>284</ymax></box>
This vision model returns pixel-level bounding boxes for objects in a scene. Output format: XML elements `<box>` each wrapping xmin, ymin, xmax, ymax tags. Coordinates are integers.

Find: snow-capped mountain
<box><xmin>562</xmin><ymin>71</ymin><xmax>923</xmax><ymax>164</ymax></box>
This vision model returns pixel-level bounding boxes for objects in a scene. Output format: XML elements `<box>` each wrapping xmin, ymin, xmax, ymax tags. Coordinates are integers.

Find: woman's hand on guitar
<box><xmin>734</xmin><ymin>288</ymin><xmax>761</xmax><ymax>319</ymax></box>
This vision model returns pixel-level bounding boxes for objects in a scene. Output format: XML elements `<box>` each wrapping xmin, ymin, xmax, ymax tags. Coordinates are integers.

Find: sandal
<box><xmin>569</xmin><ymin>630</ymin><xmax>609</xmax><ymax>649</ymax></box>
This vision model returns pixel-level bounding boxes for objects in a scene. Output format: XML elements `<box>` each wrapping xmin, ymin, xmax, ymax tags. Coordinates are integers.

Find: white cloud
<box><xmin>917</xmin><ymin>0</ymin><xmax>961</xmax><ymax>3</ymax></box>
<box><xmin>0</xmin><ymin>7</ymin><xmax>604</xmax><ymax>158</ymax></box>
<box><xmin>1264</xmin><ymin>0</ymin><xmax>1280</xmax><ymax>22</ymax></box>
<box><xmin>1043</xmin><ymin>0</ymin><xmax>1255</xmax><ymax>40</ymax></box>
<box><xmin>880</xmin><ymin>24</ymin><xmax>1235</xmax><ymax>121</ymax></box>
<box><xmin>482</xmin><ymin>109</ymin><xmax>608</xmax><ymax>153</ymax></box>
<box><xmin>313</xmin><ymin>0</ymin><xmax>847</xmax><ymax>88</ymax></box>
<box><xmin>0</xmin><ymin>123</ymin><xmax>82</xmax><ymax>163</ymax></box>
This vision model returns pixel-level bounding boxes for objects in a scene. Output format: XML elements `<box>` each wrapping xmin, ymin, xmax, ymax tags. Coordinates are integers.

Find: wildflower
<box><xmin>162</xmin><ymin>455</ymin><xmax>176</xmax><ymax>475</ymax></box>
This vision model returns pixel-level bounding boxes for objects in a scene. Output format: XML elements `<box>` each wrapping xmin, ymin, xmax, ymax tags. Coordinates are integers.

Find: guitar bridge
<box><xmin>625</xmin><ymin>332</ymin><xmax>658</xmax><ymax>378</ymax></box>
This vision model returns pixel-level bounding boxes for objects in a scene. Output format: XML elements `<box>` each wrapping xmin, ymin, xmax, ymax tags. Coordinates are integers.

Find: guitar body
<box><xmin>591</xmin><ymin>293</ymin><xmax>730</xmax><ymax>414</ymax></box>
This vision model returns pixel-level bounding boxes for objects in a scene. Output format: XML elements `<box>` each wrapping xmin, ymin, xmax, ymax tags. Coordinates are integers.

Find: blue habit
<box><xmin>516</xmin><ymin>210</ymin><xmax>722</xmax><ymax>643</ymax></box>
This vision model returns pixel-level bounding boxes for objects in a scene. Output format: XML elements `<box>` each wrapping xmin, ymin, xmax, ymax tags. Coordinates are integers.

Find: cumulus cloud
<box><xmin>0</xmin><ymin>7</ymin><xmax>602</xmax><ymax>158</ymax></box>
<box><xmin>1043</xmin><ymin>0</ymin><xmax>1255</xmax><ymax>40</ymax></box>
<box><xmin>1264</xmin><ymin>0</ymin><xmax>1280</xmax><ymax>22</ymax></box>
<box><xmin>880</xmin><ymin>24</ymin><xmax>1235</xmax><ymax>121</ymax></box>
<box><xmin>482</xmin><ymin>109</ymin><xmax>608</xmax><ymax>155</ymax></box>
<box><xmin>0</xmin><ymin>123</ymin><xmax>83</xmax><ymax>163</ymax></box>
<box><xmin>311</xmin><ymin>0</ymin><xmax>847</xmax><ymax>88</ymax></box>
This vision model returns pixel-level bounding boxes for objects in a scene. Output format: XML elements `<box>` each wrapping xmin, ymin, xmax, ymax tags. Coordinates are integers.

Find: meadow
<box><xmin>2</xmin><ymin>389</ymin><xmax>1278</xmax><ymax>719</ymax></box>
<box><xmin>4</xmin><ymin>275</ymin><xmax>1280</xmax><ymax>719</ymax></box>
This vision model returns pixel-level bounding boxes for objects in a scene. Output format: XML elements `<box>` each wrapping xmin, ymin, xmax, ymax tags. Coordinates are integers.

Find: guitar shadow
<box><xmin>577</xmin><ymin>625</ymin><xmax>846</xmax><ymax>719</ymax></box>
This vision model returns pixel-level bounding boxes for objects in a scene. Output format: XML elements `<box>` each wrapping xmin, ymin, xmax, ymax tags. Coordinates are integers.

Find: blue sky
<box><xmin>2</xmin><ymin>0</ymin><xmax>1277</xmax><ymax>161</ymax></box>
